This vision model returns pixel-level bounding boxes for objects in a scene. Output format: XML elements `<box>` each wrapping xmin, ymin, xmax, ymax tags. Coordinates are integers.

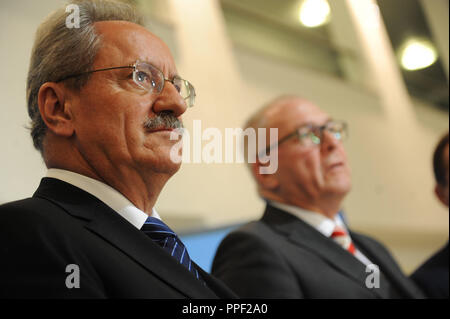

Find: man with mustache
<box><xmin>0</xmin><ymin>0</ymin><xmax>235</xmax><ymax>298</ymax></box>
<box><xmin>212</xmin><ymin>95</ymin><xmax>424</xmax><ymax>298</ymax></box>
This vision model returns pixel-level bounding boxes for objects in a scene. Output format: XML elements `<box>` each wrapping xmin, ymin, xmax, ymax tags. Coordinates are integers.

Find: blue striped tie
<box><xmin>141</xmin><ymin>216</ymin><xmax>202</xmax><ymax>281</ymax></box>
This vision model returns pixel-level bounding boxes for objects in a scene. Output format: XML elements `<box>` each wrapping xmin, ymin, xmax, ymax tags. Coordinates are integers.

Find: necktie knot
<box><xmin>141</xmin><ymin>216</ymin><xmax>202</xmax><ymax>282</ymax></box>
<box><xmin>141</xmin><ymin>216</ymin><xmax>176</xmax><ymax>240</ymax></box>
<box><xmin>331</xmin><ymin>225</ymin><xmax>356</xmax><ymax>255</ymax></box>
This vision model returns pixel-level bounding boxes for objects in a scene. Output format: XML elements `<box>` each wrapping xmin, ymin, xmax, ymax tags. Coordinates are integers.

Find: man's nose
<box><xmin>151</xmin><ymin>81</ymin><xmax>188</xmax><ymax>118</ymax></box>
<box><xmin>320</xmin><ymin>130</ymin><xmax>340</xmax><ymax>153</ymax></box>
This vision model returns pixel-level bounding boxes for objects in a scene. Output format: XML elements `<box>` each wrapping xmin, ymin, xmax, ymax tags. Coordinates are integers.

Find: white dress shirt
<box><xmin>269</xmin><ymin>200</ymin><xmax>373</xmax><ymax>266</ymax></box>
<box><xmin>46</xmin><ymin>168</ymin><xmax>158</xmax><ymax>229</ymax></box>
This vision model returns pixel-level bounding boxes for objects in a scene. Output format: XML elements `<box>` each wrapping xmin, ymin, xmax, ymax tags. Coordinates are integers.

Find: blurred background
<box><xmin>0</xmin><ymin>0</ymin><xmax>448</xmax><ymax>273</ymax></box>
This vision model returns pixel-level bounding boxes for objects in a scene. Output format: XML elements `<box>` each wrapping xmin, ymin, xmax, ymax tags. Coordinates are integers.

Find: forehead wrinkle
<box><xmin>93</xmin><ymin>21</ymin><xmax>176</xmax><ymax>76</ymax></box>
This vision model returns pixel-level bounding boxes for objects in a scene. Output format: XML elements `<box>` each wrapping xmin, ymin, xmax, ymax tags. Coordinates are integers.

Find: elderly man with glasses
<box><xmin>212</xmin><ymin>95</ymin><xmax>424</xmax><ymax>299</ymax></box>
<box><xmin>0</xmin><ymin>0</ymin><xmax>235</xmax><ymax>299</ymax></box>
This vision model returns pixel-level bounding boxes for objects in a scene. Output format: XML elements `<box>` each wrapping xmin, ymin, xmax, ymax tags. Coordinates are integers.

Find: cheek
<box><xmin>304</xmin><ymin>156</ymin><xmax>324</xmax><ymax>186</ymax></box>
<box><xmin>74</xmin><ymin>90</ymin><xmax>124</xmax><ymax>130</ymax></box>
<box><xmin>137</xmin><ymin>132</ymin><xmax>182</xmax><ymax>164</ymax></box>
<box><xmin>281</xmin><ymin>149</ymin><xmax>323</xmax><ymax>183</ymax></box>
<box><xmin>337</xmin><ymin>148</ymin><xmax>352</xmax><ymax>176</ymax></box>
<box><xmin>74</xmin><ymin>108</ymin><xmax>119</xmax><ymax>147</ymax></box>
<box><xmin>73</xmin><ymin>84</ymin><xmax>157</xmax><ymax>153</ymax></box>
<box><xmin>136</xmin><ymin>134</ymin><xmax>182</xmax><ymax>173</ymax></box>
<box><xmin>121</xmin><ymin>100</ymin><xmax>156</xmax><ymax>146</ymax></box>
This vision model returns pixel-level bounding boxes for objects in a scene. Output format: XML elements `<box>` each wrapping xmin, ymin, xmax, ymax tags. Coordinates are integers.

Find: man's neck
<box><xmin>43</xmin><ymin>139</ymin><xmax>173</xmax><ymax>215</ymax></box>
<box><xmin>47</xmin><ymin>160</ymin><xmax>167</xmax><ymax>215</ymax></box>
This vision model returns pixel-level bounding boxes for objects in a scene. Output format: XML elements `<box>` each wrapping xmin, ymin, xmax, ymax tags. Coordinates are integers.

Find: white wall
<box><xmin>0</xmin><ymin>0</ymin><xmax>65</xmax><ymax>202</ymax></box>
<box><xmin>0</xmin><ymin>0</ymin><xmax>448</xmax><ymax>273</ymax></box>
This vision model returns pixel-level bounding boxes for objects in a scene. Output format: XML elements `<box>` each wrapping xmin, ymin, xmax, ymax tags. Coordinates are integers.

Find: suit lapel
<box><xmin>195</xmin><ymin>263</ymin><xmax>237</xmax><ymax>298</ymax></box>
<box><xmin>351</xmin><ymin>233</ymin><xmax>425</xmax><ymax>298</ymax></box>
<box><xmin>33</xmin><ymin>178</ymin><xmax>218</xmax><ymax>298</ymax></box>
<box><xmin>263</xmin><ymin>205</ymin><xmax>385</xmax><ymax>298</ymax></box>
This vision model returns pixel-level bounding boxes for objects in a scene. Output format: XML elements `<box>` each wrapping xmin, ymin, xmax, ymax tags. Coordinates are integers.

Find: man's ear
<box><xmin>38</xmin><ymin>82</ymin><xmax>75</xmax><ymax>137</ymax></box>
<box><xmin>252</xmin><ymin>160</ymin><xmax>280</xmax><ymax>190</ymax></box>
<box><xmin>435</xmin><ymin>184</ymin><xmax>449</xmax><ymax>208</ymax></box>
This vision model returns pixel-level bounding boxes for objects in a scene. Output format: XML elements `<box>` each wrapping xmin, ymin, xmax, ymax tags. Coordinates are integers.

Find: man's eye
<box><xmin>299</xmin><ymin>132</ymin><xmax>309</xmax><ymax>140</ymax></box>
<box><xmin>136</xmin><ymin>71</ymin><xmax>150</xmax><ymax>83</ymax></box>
<box><xmin>171</xmin><ymin>78</ymin><xmax>183</xmax><ymax>93</ymax></box>
<box><xmin>298</xmin><ymin>129</ymin><xmax>311</xmax><ymax>139</ymax></box>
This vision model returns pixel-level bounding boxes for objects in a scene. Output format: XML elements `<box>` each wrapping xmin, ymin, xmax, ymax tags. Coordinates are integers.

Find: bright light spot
<box><xmin>299</xmin><ymin>0</ymin><xmax>331</xmax><ymax>28</ymax></box>
<box><xmin>400</xmin><ymin>39</ymin><xmax>438</xmax><ymax>71</ymax></box>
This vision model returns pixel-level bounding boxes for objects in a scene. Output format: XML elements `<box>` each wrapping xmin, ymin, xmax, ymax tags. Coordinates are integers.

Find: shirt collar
<box><xmin>268</xmin><ymin>200</ymin><xmax>347</xmax><ymax>237</ymax></box>
<box><xmin>46</xmin><ymin>168</ymin><xmax>158</xmax><ymax>229</ymax></box>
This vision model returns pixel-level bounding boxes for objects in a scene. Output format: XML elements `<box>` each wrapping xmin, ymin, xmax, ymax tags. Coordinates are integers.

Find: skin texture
<box><xmin>254</xmin><ymin>97</ymin><xmax>352</xmax><ymax>218</ymax></box>
<box><xmin>38</xmin><ymin>21</ymin><xmax>187</xmax><ymax>214</ymax></box>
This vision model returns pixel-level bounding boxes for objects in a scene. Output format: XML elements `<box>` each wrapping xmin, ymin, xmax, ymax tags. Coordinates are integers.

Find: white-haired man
<box><xmin>212</xmin><ymin>96</ymin><xmax>424</xmax><ymax>299</ymax></box>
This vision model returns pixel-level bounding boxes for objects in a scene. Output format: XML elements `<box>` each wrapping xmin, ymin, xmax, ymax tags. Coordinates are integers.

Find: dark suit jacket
<box><xmin>411</xmin><ymin>242</ymin><xmax>449</xmax><ymax>299</ymax></box>
<box><xmin>212</xmin><ymin>204</ymin><xmax>424</xmax><ymax>299</ymax></box>
<box><xmin>0</xmin><ymin>178</ymin><xmax>236</xmax><ymax>299</ymax></box>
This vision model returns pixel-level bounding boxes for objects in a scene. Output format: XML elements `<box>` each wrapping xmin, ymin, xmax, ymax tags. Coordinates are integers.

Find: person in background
<box><xmin>212</xmin><ymin>95</ymin><xmax>425</xmax><ymax>298</ymax></box>
<box><xmin>0</xmin><ymin>0</ymin><xmax>235</xmax><ymax>299</ymax></box>
<box><xmin>411</xmin><ymin>132</ymin><xmax>449</xmax><ymax>299</ymax></box>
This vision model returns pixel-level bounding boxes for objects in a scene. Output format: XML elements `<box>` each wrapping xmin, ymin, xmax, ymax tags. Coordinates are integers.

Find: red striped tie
<box><xmin>331</xmin><ymin>226</ymin><xmax>356</xmax><ymax>255</ymax></box>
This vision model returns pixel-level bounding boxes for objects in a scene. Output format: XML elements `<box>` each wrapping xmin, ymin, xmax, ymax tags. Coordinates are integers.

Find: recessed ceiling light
<box><xmin>299</xmin><ymin>0</ymin><xmax>331</xmax><ymax>28</ymax></box>
<box><xmin>399</xmin><ymin>39</ymin><xmax>438</xmax><ymax>71</ymax></box>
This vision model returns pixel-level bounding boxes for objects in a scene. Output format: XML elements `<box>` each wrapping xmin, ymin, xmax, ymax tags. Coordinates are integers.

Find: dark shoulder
<box><xmin>224</xmin><ymin>220</ymin><xmax>277</xmax><ymax>244</ymax></box>
<box><xmin>1</xmin><ymin>196</ymin><xmax>58</xmax><ymax>215</ymax></box>
<box><xmin>0</xmin><ymin>196</ymin><xmax>93</xmax><ymax>267</ymax></box>
<box><xmin>217</xmin><ymin>219</ymin><xmax>285</xmax><ymax>257</ymax></box>
<box><xmin>237</xmin><ymin>219</ymin><xmax>271</xmax><ymax>236</ymax></box>
<box><xmin>0</xmin><ymin>197</ymin><xmax>83</xmax><ymax>241</ymax></box>
<box><xmin>411</xmin><ymin>244</ymin><xmax>449</xmax><ymax>298</ymax></box>
<box><xmin>0</xmin><ymin>198</ymin><xmax>105</xmax><ymax>298</ymax></box>
<box><xmin>213</xmin><ymin>220</ymin><xmax>288</xmax><ymax>270</ymax></box>
<box><xmin>412</xmin><ymin>243</ymin><xmax>449</xmax><ymax>278</ymax></box>
<box><xmin>1</xmin><ymin>196</ymin><xmax>68</xmax><ymax>221</ymax></box>
<box><xmin>422</xmin><ymin>243</ymin><xmax>449</xmax><ymax>267</ymax></box>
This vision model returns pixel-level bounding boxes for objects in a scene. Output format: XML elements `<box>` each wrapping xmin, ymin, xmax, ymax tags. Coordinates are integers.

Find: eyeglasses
<box><xmin>267</xmin><ymin>120</ymin><xmax>348</xmax><ymax>152</ymax></box>
<box><xmin>56</xmin><ymin>60</ymin><xmax>196</xmax><ymax>108</ymax></box>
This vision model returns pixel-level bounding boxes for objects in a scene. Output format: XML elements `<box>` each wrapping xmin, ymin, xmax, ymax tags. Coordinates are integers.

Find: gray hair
<box><xmin>26</xmin><ymin>0</ymin><xmax>145</xmax><ymax>153</ymax></box>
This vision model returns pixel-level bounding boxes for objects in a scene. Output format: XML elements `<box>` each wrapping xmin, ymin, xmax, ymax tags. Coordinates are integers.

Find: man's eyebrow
<box><xmin>295</xmin><ymin>117</ymin><xmax>334</xmax><ymax>128</ymax></box>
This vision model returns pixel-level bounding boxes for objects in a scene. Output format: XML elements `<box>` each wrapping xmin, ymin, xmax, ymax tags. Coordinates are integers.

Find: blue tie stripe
<box><xmin>180</xmin><ymin>248</ymin><xmax>186</xmax><ymax>264</ymax></box>
<box><xmin>171</xmin><ymin>242</ymin><xmax>178</xmax><ymax>256</ymax></box>
<box><xmin>141</xmin><ymin>216</ymin><xmax>202</xmax><ymax>282</ymax></box>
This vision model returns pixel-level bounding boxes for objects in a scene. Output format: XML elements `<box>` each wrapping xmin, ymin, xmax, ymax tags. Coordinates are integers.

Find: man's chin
<box><xmin>136</xmin><ymin>150</ymin><xmax>182</xmax><ymax>175</ymax></box>
<box><xmin>152</xmin><ymin>159</ymin><xmax>182</xmax><ymax>175</ymax></box>
<box><xmin>327</xmin><ymin>179</ymin><xmax>352</xmax><ymax>196</ymax></box>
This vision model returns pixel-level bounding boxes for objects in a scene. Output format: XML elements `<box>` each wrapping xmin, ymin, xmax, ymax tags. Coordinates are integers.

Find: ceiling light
<box><xmin>399</xmin><ymin>39</ymin><xmax>438</xmax><ymax>71</ymax></box>
<box><xmin>299</xmin><ymin>0</ymin><xmax>331</xmax><ymax>28</ymax></box>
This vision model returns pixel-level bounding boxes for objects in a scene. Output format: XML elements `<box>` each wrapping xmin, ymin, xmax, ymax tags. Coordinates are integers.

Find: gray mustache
<box><xmin>143</xmin><ymin>112</ymin><xmax>183</xmax><ymax>130</ymax></box>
